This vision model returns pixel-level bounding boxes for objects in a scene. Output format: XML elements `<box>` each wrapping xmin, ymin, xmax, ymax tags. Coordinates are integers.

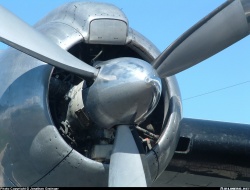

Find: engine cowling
<box><xmin>0</xmin><ymin>2</ymin><xmax>182</xmax><ymax>187</ymax></box>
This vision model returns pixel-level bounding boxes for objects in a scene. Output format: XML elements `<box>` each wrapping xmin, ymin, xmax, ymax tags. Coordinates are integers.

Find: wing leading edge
<box><xmin>154</xmin><ymin>118</ymin><xmax>250</xmax><ymax>186</ymax></box>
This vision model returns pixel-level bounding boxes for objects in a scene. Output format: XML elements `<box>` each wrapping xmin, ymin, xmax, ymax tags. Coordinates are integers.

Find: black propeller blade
<box><xmin>109</xmin><ymin>125</ymin><xmax>151</xmax><ymax>187</ymax></box>
<box><xmin>153</xmin><ymin>0</ymin><xmax>250</xmax><ymax>78</ymax></box>
<box><xmin>0</xmin><ymin>5</ymin><xmax>98</xmax><ymax>79</ymax></box>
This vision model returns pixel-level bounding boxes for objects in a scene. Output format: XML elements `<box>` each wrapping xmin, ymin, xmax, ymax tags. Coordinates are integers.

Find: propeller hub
<box><xmin>83</xmin><ymin>58</ymin><xmax>162</xmax><ymax>129</ymax></box>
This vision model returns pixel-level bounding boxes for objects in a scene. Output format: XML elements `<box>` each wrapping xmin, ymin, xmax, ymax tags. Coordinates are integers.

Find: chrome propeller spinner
<box><xmin>64</xmin><ymin>57</ymin><xmax>161</xmax><ymax>186</ymax></box>
<box><xmin>83</xmin><ymin>57</ymin><xmax>162</xmax><ymax>129</ymax></box>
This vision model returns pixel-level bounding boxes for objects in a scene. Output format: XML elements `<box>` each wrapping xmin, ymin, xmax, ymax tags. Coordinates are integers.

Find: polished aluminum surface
<box><xmin>109</xmin><ymin>125</ymin><xmax>148</xmax><ymax>187</ymax></box>
<box><xmin>0</xmin><ymin>6</ymin><xmax>98</xmax><ymax>79</ymax></box>
<box><xmin>2</xmin><ymin>0</ymin><xmax>250</xmax><ymax>187</ymax></box>
<box><xmin>154</xmin><ymin>0</ymin><xmax>250</xmax><ymax>78</ymax></box>
<box><xmin>0</xmin><ymin>1</ymin><xmax>182</xmax><ymax>186</ymax></box>
<box><xmin>0</xmin><ymin>49</ymin><xmax>73</xmax><ymax>186</ymax></box>
<box><xmin>89</xmin><ymin>19</ymin><xmax>127</xmax><ymax>45</ymax></box>
<box><xmin>84</xmin><ymin>57</ymin><xmax>162</xmax><ymax>129</ymax></box>
<box><xmin>35</xmin><ymin>2</ymin><xmax>129</xmax><ymax>45</ymax></box>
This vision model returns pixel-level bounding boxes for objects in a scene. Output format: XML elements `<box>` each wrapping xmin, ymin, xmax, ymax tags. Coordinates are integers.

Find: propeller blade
<box><xmin>109</xmin><ymin>125</ymin><xmax>150</xmax><ymax>187</ymax></box>
<box><xmin>0</xmin><ymin>6</ymin><xmax>98</xmax><ymax>79</ymax></box>
<box><xmin>153</xmin><ymin>0</ymin><xmax>250</xmax><ymax>78</ymax></box>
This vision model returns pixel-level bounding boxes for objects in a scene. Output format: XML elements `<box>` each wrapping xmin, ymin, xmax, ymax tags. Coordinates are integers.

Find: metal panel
<box><xmin>0</xmin><ymin>2</ymin><xmax>183</xmax><ymax>186</ymax></box>
<box><xmin>33</xmin><ymin>149</ymin><xmax>109</xmax><ymax>187</ymax></box>
<box><xmin>89</xmin><ymin>19</ymin><xmax>127</xmax><ymax>44</ymax></box>
<box><xmin>0</xmin><ymin>15</ymin><xmax>84</xmax><ymax>187</ymax></box>
<box><xmin>0</xmin><ymin>49</ymin><xmax>73</xmax><ymax>186</ymax></box>
<box><xmin>35</xmin><ymin>2</ymin><xmax>128</xmax><ymax>45</ymax></box>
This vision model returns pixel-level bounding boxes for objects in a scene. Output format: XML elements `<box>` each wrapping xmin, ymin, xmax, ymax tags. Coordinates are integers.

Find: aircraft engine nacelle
<box><xmin>0</xmin><ymin>2</ymin><xmax>182</xmax><ymax>187</ymax></box>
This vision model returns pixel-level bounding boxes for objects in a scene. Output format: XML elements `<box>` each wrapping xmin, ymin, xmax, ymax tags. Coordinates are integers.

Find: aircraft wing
<box><xmin>153</xmin><ymin>118</ymin><xmax>250</xmax><ymax>187</ymax></box>
<box><xmin>154</xmin><ymin>170</ymin><xmax>250</xmax><ymax>187</ymax></box>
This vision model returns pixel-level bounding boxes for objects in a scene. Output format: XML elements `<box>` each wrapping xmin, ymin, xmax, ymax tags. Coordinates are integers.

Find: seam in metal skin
<box><xmin>30</xmin><ymin>149</ymin><xmax>74</xmax><ymax>186</ymax></box>
<box><xmin>150</xmin><ymin>149</ymin><xmax>160</xmax><ymax>182</ymax></box>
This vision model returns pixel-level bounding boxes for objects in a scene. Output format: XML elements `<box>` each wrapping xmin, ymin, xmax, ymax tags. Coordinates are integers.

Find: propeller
<box><xmin>109</xmin><ymin>125</ymin><xmax>150</xmax><ymax>187</ymax></box>
<box><xmin>0</xmin><ymin>5</ymin><xmax>98</xmax><ymax>79</ymax></box>
<box><xmin>106</xmin><ymin>0</ymin><xmax>250</xmax><ymax>186</ymax></box>
<box><xmin>153</xmin><ymin>0</ymin><xmax>250</xmax><ymax>78</ymax></box>
<box><xmin>1</xmin><ymin>0</ymin><xmax>250</xmax><ymax>187</ymax></box>
<box><xmin>0</xmin><ymin>4</ymin><xmax>154</xmax><ymax>187</ymax></box>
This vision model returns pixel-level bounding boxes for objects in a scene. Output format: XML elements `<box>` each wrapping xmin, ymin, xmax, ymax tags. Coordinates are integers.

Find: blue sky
<box><xmin>1</xmin><ymin>0</ymin><xmax>250</xmax><ymax>124</ymax></box>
